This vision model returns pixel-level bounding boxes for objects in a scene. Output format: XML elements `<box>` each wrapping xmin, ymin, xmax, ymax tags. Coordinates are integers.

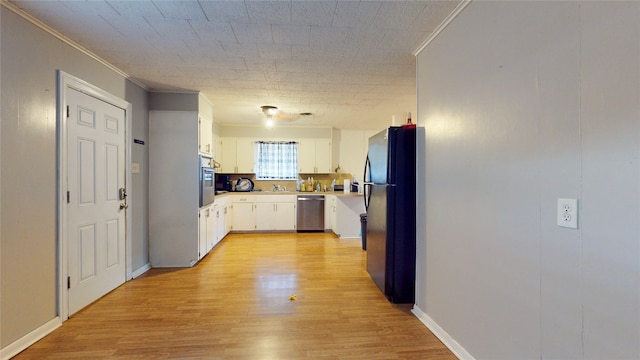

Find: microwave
<box><xmin>216</xmin><ymin>174</ymin><xmax>232</xmax><ymax>191</ymax></box>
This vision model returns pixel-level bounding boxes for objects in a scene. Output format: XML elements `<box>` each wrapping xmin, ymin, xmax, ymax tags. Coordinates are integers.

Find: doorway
<box><xmin>57</xmin><ymin>71</ymin><xmax>133</xmax><ymax>319</ymax></box>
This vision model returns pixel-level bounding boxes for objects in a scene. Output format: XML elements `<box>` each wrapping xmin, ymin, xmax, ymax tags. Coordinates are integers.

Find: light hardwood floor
<box><xmin>15</xmin><ymin>233</ymin><xmax>455</xmax><ymax>359</ymax></box>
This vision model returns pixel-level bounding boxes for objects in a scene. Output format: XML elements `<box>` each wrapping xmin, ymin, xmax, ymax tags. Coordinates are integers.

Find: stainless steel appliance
<box><xmin>297</xmin><ymin>195</ymin><xmax>325</xmax><ymax>231</ymax></box>
<box><xmin>363</xmin><ymin>127</ymin><xmax>417</xmax><ymax>304</ymax></box>
<box><xmin>200</xmin><ymin>155</ymin><xmax>215</xmax><ymax>207</ymax></box>
<box><xmin>216</xmin><ymin>174</ymin><xmax>232</xmax><ymax>192</ymax></box>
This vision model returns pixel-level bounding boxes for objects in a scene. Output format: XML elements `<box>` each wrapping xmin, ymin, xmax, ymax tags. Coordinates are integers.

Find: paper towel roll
<box><xmin>344</xmin><ymin>179</ymin><xmax>350</xmax><ymax>194</ymax></box>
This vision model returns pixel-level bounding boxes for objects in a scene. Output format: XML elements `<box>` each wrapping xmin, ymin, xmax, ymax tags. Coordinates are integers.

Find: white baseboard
<box><xmin>131</xmin><ymin>262</ymin><xmax>151</xmax><ymax>279</ymax></box>
<box><xmin>412</xmin><ymin>305</ymin><xmax>475</xmax><ymax>360</ymax></box>
<box><xmin>0</xmin><ymin>317</ymin><xmax>61</xmax><ymax>360</ymax></box>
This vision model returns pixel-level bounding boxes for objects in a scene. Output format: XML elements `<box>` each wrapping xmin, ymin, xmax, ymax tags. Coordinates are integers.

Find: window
<box><xmin>254</xmin><ymin>141</ymin><xmax>298</xmax><ymax>180</ymax></box>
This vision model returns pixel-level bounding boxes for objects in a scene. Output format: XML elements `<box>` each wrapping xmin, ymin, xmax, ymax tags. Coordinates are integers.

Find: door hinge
<box><xmin>67</xmin><ymin>276</ymin><xmax>71</xmax><ymax>289</ymax></box>
<box><xmin>67</xmin><ymin>191</ymin><xmax>70</xmax><ymax>204</ymax></box>
<box><xmin>66</xmin><ymin>105</ymin><xmax>70</xmax><ymax>118</ymax></box>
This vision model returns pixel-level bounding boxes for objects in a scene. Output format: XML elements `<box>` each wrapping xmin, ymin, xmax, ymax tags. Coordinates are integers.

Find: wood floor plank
<box><xmin>14</xmin><ymin>233</ymin><xmax>456</xmax><ymax>359</ymax></box>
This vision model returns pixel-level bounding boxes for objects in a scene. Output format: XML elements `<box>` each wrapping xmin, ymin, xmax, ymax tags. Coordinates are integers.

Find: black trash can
<box><xmin>360</xmin><ymin>213</ymin><xmax>367</xmax><ymax>250</ymax></box>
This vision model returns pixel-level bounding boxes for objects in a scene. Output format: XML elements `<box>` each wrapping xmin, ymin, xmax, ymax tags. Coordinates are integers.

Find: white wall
<box><xmin>415</xmin><ymin>1</ymin><xmax>640</xmax><ymax>359</ymax></box>
<box><xmin>1</xmin><ymin>6</ymin><xmax>149</xmax><ymax>349</ymax></box>
<box><xmin>339</xmin><ymin>129</ymin><xmax>379</xmax><ymax>180</ymax></box>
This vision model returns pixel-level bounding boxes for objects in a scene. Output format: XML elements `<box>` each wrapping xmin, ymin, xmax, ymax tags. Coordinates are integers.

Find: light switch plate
<box><xmin>131</xmin><ymin>163</ymin><xmax>140</xmax><ymax>174</ymax></box>
<box><xmin>557</xmin><ymin>198</ymin><xmax>578</xmax><ymax>229</ymax></box>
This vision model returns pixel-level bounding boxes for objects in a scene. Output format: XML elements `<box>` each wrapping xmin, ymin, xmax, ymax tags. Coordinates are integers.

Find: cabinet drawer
<box><xmin>255</xmin><ymin>194</ymin><xmax>296</xmax><ymax>203</ymax></box>
<box><xmin>233</xmin><ymin>195</ymin><xmax>254</xmax><ymax>203</ymax></box>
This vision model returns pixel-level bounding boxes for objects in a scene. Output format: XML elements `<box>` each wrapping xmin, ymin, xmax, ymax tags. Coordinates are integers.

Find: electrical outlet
<box><xmin>557</xmin><ymin>198</ymin><xmax>578</xmax><ymax>229</ymax></box>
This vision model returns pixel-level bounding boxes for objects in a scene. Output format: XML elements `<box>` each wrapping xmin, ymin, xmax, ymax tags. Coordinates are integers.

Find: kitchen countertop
<box><xmin>215</xmin><ymin>191</ymin><xmax>362</xmax><ymax>198</ymax></box>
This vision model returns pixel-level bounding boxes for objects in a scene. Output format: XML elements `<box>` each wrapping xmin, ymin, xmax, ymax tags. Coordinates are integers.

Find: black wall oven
<box><xmin>200</xmin><ymin>155</ymin><xmax>215</xmax><ymax>207</ymax></box>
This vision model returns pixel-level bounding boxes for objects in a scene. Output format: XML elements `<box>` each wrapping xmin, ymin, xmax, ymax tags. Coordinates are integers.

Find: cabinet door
<box><xmin>220</xmin><ymin>138</ymin><xmax>237</xmax><ymax>173</ymax></box>
<box><xmin>232</xmin><ymin>202</ymin><xmax>255</xmax><ymax>231</ymax></box>
<box><xmin>255</xmin><ymin>202</ymin><xmax>275</xmax><ymax>230</ymax></box>
<box><xmin>198</xmin><ymin>208</ymin><xmax>209</xmax><ymax>259</ymax></box>
<box><xmin>325</xmin><ymin>196</ymin><xmax>336</xmax><ymax>232</ymax></box>
<box><xmin>297</xmin><ymin>140</ymin><xmax>315</xmax><ymax>173</ymax></box>
<box><xmin>225</xmin><ymin>204</ymin><xmax>233</xmax><ymax>235</ymax></box>
<box><xmin>207</xmin><ymin>208</ymin><xmax>216</xmax><ymax>253</ymax></box>
<box><xmin>213</xmin><ymin>137</ymin><xmax>222</xmax><ymax>160</ymax></box>
<box><xmin>235</xmin><ymin>138</ymin><xmax>255</xmax><ymax>173</ymax></box>
<box><xmin>199</xmin><ymin>115</ymin><xmax>213</xmax><ymax>155</ymax></box>
<box><xmin>275</xmin><ymin>202</ymin><xmax>296</xmax><ymax>230</ymax></box>
<box><xmin>315</xmin><ymin>139</ymin><xmax>332</xmax><ymax>173</ymax></box>
<box><xmin>216</xmin><ymin>206</ymin><xmax>225</xmax><ymax>243</ymax></box>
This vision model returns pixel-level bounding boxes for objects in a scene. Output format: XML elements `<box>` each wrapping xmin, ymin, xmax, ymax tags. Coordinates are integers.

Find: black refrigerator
<box><xmin>364</xmin><ymin>126</ymin><xmax>416</xmax><ymax>304</ymax></box>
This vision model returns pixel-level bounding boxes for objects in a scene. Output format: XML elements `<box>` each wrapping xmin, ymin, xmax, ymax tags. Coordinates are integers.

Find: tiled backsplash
<box><xmin>218</xmin><ymin>173</ymin><xmax>356</xmax><ymax>192</ymax></box>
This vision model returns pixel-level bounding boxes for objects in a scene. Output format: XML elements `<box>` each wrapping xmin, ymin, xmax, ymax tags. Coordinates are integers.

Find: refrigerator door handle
<box><xmin>363</xmin><ymin>155</ymin><xmax>372</xmax><ymax>210</ymax></box>
<box><xmin>363</xmin><ymin>183</ymin><xmax>373</xmax><ymax>211</ymax></box>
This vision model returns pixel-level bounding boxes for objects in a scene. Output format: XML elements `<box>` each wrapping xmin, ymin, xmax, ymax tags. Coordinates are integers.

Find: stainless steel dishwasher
<box><xmin>297</xmin><ymin>194</ymin><xmax>325</xmax><ymax>231</ymax></box>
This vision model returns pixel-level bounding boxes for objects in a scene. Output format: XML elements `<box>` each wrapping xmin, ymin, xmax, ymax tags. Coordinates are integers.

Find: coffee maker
<box><xmin>216</xmin><ymin>175</ymin><xmax>232</xmax><ymax>192</ymax></box>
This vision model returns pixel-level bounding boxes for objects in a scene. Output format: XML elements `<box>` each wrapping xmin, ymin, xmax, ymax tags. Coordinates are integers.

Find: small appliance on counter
<box><xmin>351</xmin><ymin>182</ymin><xmax>359</xmax><ymax>193</ymax></box>
<box><xmin>216</xmin><ymin>174</ymin><xmax>232</xmax><ymax>192</ymax></box>
<box><xmin>235</xmin><ymin>177</ymin><xmax>254</xmax><ymax>192</ymax></box>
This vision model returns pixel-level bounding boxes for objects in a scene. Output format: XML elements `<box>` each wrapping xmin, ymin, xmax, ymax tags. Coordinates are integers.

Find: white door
<box><xmin>67</xmin><ymin>88</ymin><xmax>126</xmax><ymax>315</ymax></box>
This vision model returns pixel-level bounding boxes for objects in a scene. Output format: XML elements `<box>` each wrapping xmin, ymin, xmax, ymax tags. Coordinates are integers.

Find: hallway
<box><xmin>15</xmin><ymin>233</ymin><xmax>455</xmax><ymax>359</ymax></box>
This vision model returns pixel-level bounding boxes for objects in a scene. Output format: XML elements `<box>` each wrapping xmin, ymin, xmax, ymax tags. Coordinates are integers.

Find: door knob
<box><xmin>119</xmin><ymin>203</ymin><xmax>128</xmax><ymax>210</ymax></box>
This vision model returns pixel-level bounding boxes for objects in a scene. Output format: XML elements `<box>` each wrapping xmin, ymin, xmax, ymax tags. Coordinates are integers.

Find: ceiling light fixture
<box><xmin>261</xmin><ymin>105</ymin><xmax>279</xmax><ymax>117</ymax></box>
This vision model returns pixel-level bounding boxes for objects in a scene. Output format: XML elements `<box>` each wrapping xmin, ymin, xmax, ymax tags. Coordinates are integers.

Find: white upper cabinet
<box><xmin>236</xmin><ymin>138</ymin><xmax>254</xmax><ymax>173</ymax></box>
<box><xmin>298</xmin><ymin>139</ymin><xmax>332</xmax><ymax>173</ymax></box>
<box><xmin>198</xmin><ymin>114</ymin><xmax>213</xmax><ymax>155</ymax></box>
<box><xmin>220</xmin><ymin>138</ymin><xmax>254</xmax><ymax>173</ymax></box>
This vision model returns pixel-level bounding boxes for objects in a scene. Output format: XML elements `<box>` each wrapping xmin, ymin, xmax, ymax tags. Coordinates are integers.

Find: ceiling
<box><xmin>7</xmin><ymin>0</ymin><xmax>462</xmax><ymax>130</ymax></box>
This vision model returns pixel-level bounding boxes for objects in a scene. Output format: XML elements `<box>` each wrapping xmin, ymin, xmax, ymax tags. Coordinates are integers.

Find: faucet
<box><xmin>272</xmin><ymin>184</ymin><xmax>287</xmax><ymax>192</ymax></box>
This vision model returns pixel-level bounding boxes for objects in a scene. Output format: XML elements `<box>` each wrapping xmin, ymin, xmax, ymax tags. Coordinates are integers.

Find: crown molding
<box><xmin>413</xmin><ymin>0</ymin><xmax>472</xmax><ymax>56</ymax></box>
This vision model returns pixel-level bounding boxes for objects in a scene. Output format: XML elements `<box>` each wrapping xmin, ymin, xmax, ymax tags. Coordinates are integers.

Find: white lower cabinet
<box><xmin>198</xmin><ymin>206</ymin><xmax>213</xmax><ymax>259</ymax></box>
<box><xmin>255</xmin><ymin>195</ymin><xmax>296</xmax><ymax>231</ymax></box>
<box><xmin>227</xmin><ymin>194</ymin><xmax>296</xmax><ymax>232</ymax></box>
<box><xmin>325</xmin><ymin>195</ymin><xmax>364</xmax><ymax>239</ymax></box>
<box><xmin>325</xmin><ymin>195</ymin><xmax>337</xmax><ymax>232</ymax></box>
<box><xmin>206</xmin><ymin>206</ymin><xmax>216</xmax><ymax>252</ymax></box>
<box><xmin>225</xmin><ymin>202</ymin><xmax>233</xmax><ymax>234</ymax></box>
<box><xmin>275</xmin><ymin>202</ymin><xmax>296</xmax><ymax>230</ymax></box>
<box><xmin>213</xmin><ymin>197</ymin><xmax>228</xmax><ymax>244</ymax></box>
<box><xmin>231</xmin><ymin>196</ymin><xmax>256</xmax><ymax>231</ymax></box>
